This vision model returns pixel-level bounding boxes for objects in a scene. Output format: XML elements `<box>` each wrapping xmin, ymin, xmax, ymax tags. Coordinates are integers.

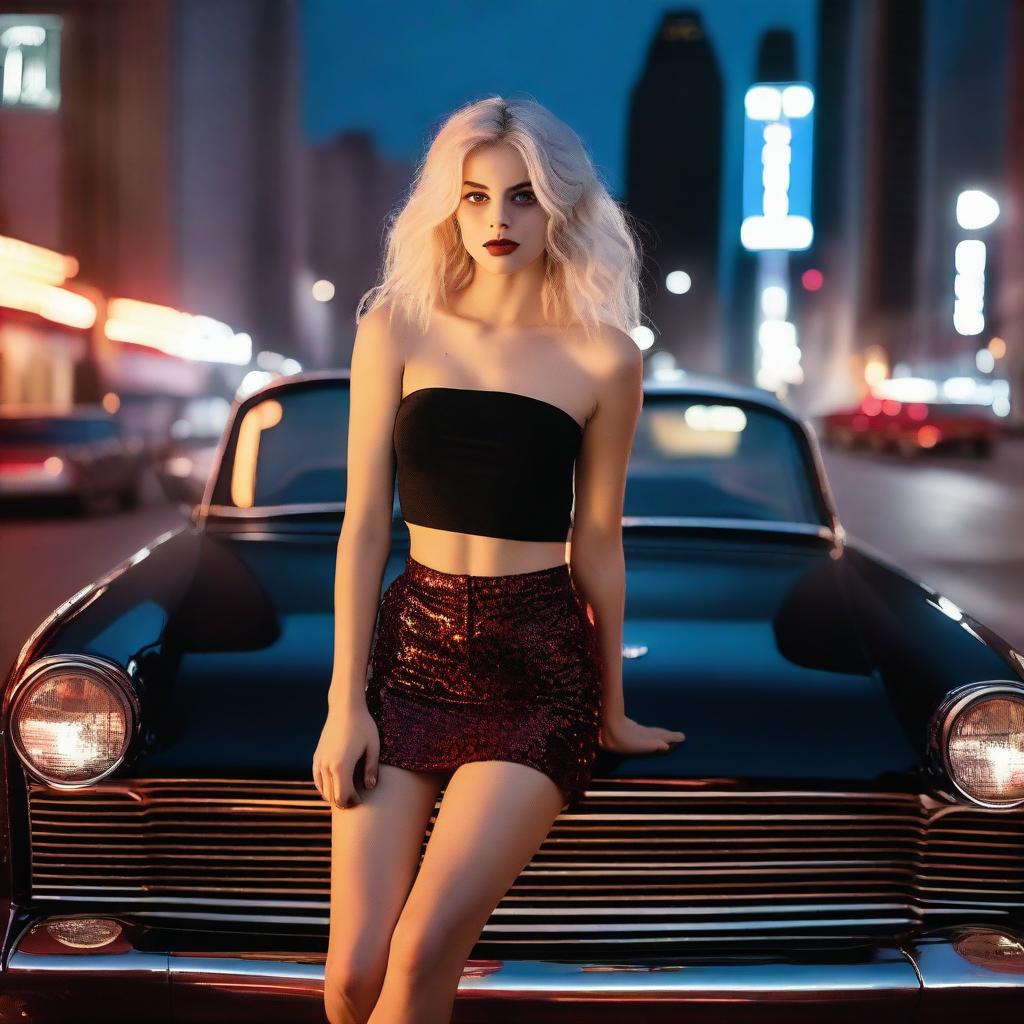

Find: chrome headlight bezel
<box><xmin>929</xmin><ymin>681</ymin><xmax>1024</xmax><ymax>809</ymax></box>
<box><xmin>7</xmin><ymin>653</ymin><xmax>141</xmax><ymax>790</ymax></box>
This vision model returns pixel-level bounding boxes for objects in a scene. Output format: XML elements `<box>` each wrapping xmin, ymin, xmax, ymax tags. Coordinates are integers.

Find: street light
<box><xmin>953</xmin><ymin>189</ymin><xmax>998</xmax><ymax>338</ymax></box>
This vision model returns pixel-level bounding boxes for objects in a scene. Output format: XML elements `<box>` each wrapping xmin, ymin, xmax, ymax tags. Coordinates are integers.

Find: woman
<box><xmin>313</xmin><ymin>95</ymin><xmax>685</xmax><ymax>1024</ymax></box>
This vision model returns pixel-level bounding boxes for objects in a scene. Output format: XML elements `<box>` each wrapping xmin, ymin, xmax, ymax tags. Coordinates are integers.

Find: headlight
<box><xmin>8</xmin><ymin>654</ymin><xmax>139</xmax><ymax>788</ymax></box>
<box><xmin>933</xmin><ymin>683</ymin><xmax>1024</xmax><ymax>807</ymax></box>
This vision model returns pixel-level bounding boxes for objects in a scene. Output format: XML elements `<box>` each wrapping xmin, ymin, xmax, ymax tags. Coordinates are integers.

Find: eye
<box><xmin>462</xmin><ymin>190</ymin><xmax>537</xmax><ymax>204</ymax></box>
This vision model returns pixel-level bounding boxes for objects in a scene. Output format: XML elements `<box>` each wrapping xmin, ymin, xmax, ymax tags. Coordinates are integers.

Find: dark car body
<box><xmin>0</xmin><ymin>405</ymin><xmax>148</xmax><ymax>513</ymax></box>
<box><xmin>2</xmin><ymin>370</ymin><xmax>1023</xmax><ymax>1021</ymax></box>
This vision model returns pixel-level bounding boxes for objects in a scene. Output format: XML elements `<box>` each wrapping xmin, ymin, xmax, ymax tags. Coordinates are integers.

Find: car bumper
<box><xmin>2</xmin><ymin>915</ymin><xmax>1023</xmax><ymax>1023</ymax></box>
<box><xmin>0</xmin><ymin>471</ymin><xmax>74</xmax><ymax>497</ymax></box>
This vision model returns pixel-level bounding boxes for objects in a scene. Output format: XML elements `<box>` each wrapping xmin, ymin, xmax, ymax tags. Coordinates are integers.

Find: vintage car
<box><xmin>2</xmin><ymin>368</ymin><xmax>1023</xmax><ymax>1022</ymax></box>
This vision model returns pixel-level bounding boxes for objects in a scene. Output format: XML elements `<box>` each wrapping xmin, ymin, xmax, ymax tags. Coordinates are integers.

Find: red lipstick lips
<box><xmin>484</xmin><ymin>239</ymin><xmax>519</xmax><ymax>255</ymax></box>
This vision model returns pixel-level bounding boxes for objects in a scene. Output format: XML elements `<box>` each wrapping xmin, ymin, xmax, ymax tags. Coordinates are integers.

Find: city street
<box><xmin>4</xmin><ymin>435</ymin><xmax>1023</xmax><ymax>685</ymax></box>
<box><xmin>822</xmin><ymin>432</ymin><xmax>1024</xmax><ymax>652</ymax></box>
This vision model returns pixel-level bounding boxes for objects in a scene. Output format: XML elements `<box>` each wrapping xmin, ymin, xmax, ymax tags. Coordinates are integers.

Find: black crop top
<box><xmin>393</xmin><ymin>386</ymin><xmax>584</xmax><ymax>542</ymax></box>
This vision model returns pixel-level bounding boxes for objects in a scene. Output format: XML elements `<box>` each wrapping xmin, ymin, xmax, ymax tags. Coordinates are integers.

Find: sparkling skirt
<box><xmin>365</xmin><ymin>554</ymin><xmax>604</xmax><ymax>810</ymax></box>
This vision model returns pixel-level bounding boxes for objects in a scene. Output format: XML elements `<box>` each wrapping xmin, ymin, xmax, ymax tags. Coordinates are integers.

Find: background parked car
<box><xmin>0</xmin><ymin>405</ymin><xmax>148</xmax><ymax>514</ymax></box>
<box><xmin>821</xmin><ymin>394</ymin><xmax>1001</xmax><ymax>458</ymax></box>
<box><xmin>151</xmin><ymin>394</ymin><xmax>232</xmax><ymax>509</ymax></box>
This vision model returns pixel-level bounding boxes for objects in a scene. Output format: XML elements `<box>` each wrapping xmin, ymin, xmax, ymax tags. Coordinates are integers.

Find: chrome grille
<box><xmin>25</xmin><ymin>778</ymin><xmax>1024</xmax><ymax>948</ymax></box>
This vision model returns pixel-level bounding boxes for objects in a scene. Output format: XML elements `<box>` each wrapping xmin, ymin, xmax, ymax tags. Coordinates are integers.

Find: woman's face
<box><xmin>453</xmin><ymin>142</ymin><xmax>549</xmax><ymax>274</ymax></box>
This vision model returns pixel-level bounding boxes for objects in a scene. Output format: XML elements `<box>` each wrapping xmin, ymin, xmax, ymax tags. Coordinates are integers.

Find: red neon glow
<box><xmin>801</xmin><ymin>268</ymin><xmax>823</xmax><ymax>291</ymax></box>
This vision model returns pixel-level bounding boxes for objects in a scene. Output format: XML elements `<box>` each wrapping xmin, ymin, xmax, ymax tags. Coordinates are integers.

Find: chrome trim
<box><xmin>24</xmin><ymin>779</ymin><xmax>1024</xmax><ymax>940</ymax></box>
<box><xmin>928</xmin><ymin>681</ymin><xmax>1024</xmax><ymax>809</ymax></box>
<box><xmin>8</xmin><ymin>654</ymin><xmax>141</xmax><ymax>790</ymax></box>
<box><xmin>619</xmin><ymin>516</ymin><xmax>834</xmax><ymax>539</ymax></box>
<box><xmin>14</xmin><ymin>916</ymin><xmax>1024</xmax><ymax>1005</ymax></box>
<box><xmin>9</xmin><ymin>950</ymin><xmax>921</xmax><ymax>993</ymax></box>
<box><xmin>906</xmin><ymin>925</ymin><xmax>1024</xmax><ymax>991</ymax></box>
<box><xmin>201</xmin><ymin>510</ymin><xmax>836</xmax><ymax>535</ymax></box>
<box><xmin>5</xmin><ymin>913</ymin><xmax>926</xmax><ymax>995</ymax></box>
<box><xmin>801</xmin><ymin>413</ymin><xmax>846</xmax><ymax>541</ymax></box>
<box><xmin>196</xmin><ymin>390</ymin><xmax>240</xmax><ymax>522</ymax></box>
<box><xmin>205</xmin><ymin>501</ymin><xmax>344</xmax><ymax>518</ymax></box>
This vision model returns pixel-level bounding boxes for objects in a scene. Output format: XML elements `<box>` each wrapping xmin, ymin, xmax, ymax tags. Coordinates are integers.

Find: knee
<box><xmin>386</xmin><ymin>912</ymin><xmax>461</xmax><ymax>984</ymax></box>
<box><xmin>323</xmin><ymin>947</ymin><xmax>386</xmax><ymax>1024</ymax></box>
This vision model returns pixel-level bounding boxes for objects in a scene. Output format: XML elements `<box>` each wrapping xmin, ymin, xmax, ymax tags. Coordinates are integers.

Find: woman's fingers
<box><xmin>363</xmin><ymin>739</ymin><xmax>379</xmax><ymax>790</ymax></box>
<box><xmin>331</xmin><ymin>763</ymin><xmax>360</xmax><ymax>808</ymax></box>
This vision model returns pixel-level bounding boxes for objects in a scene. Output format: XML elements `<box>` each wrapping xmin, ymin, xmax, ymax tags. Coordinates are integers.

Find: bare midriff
<box><xmin>396</xmin><ymin>302</ymin><xmax>591</xmax><ymax>577</ymax></box>
<box><xmin>405</xmin><ymin>521</ymin><xmax>570</xmax><ymax>577</ymax></box>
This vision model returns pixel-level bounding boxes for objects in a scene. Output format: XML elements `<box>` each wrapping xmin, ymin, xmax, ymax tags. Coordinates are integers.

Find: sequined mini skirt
<box><xmin>365</xmin><ymin>555</ymin><xmax>604</xmax><ymax>810</ymax></box>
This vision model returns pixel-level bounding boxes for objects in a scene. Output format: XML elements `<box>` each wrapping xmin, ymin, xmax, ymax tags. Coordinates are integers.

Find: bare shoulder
<box><xmin>595</xmin><ymin>323</ymin><xmax>642</xmax><ymax>371</ymax></box>
<box><xmin>355</xmin><ymin>299</ymin><xmax>401</xmax><ymax>345</ymax></box>
<box><xmin>353</xmin><ymin>300</ymin><xmax>407</xmax><ymax>367</ymax></box>
<box><xmin>591</xmin><ymin>323</ymin><xmax>643</xmax><ymax>406</ymax></box>
<box><xmin>350</xmin><ymin>300</ymin><xmax>407</xmax><ymax>399</ymax></box>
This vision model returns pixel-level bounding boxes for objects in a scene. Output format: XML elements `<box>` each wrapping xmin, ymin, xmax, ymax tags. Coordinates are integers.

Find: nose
<box><xmin>490</xmin><ymin>199</ymin><xmax>511</xmax><ymax>230</ymax></box>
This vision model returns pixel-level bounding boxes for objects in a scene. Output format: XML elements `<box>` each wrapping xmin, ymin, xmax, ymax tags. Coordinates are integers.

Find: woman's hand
<box><xmin>599</xmin><ymin>711</ymin><xmax>685</xmax><ymax>755</ymax></box>
<box><xmin>312</xmin><ymin>703</ymin><xmax>380</xmax><ymax>809</ymax></box>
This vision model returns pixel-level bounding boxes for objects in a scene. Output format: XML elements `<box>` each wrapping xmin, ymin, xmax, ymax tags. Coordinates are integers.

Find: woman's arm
<box><xmin>568</xmin><ymin>327</ymin><xmax>685</xmax><ymax>755</ymax></box>
<box><xmin>327</xmin><ymin>303</ymin><xmax>405</xmax><ymax>715</ymax></box>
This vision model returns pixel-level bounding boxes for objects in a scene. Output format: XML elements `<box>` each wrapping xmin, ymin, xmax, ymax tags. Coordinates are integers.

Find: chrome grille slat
<box><xmin>25</xmin><ymin>778</ymin><xmax>1024</xmax><ymax>948</ymax></box>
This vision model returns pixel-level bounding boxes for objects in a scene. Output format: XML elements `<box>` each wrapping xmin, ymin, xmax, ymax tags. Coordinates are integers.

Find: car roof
<box><xmin>243</xmin><ymin>368</ymin><xmax>800</xmax><ymax>424</ymax></box>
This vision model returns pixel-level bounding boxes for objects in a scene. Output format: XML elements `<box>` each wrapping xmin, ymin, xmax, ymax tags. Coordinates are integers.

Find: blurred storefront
<box><xmin>0</xmin><ymin>231</ymin><xmax>251</xmax><ymax>453</ymax></box>
<box><xmin>0</xmin><ymin>234</ymin><xmax>98</xmax><ymax>409</ymax></box>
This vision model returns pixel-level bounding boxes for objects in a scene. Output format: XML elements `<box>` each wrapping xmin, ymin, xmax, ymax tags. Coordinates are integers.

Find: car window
<box><xmin>209</xmin><ymin>383</ymin><xmax>351</xmax><ymax>508</ymax></box>
<box><xmin>209</xmin><ymin>382</ymin><xmax>823</xmax><ymax>525</ymax></box>
<box><xmin>624</xmin><ymin>396</ymin><xmax>822</xmax><ymax>524</ymax></box>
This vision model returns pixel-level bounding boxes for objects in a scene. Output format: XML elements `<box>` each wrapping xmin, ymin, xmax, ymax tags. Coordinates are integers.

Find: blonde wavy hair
<box><xmin>356</xmin><ymin>95</ymin><xmax>645</xmax><ymax>339</ymax></box>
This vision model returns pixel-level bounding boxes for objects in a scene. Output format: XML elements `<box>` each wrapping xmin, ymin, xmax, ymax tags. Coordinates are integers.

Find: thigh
<box><xmin>389</xmin><ymin>760</ymin><xmax>565</xmax><ymax>965</ymax></box>
<box><xmin>326</xmin><ymin>762</ymin><xmax>447</xmax><ymax>967</ymax></box>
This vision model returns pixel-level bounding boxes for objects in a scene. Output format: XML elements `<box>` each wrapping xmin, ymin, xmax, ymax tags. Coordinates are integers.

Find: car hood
<box><xmin>30</xmin><ymin>523</ymin><xmax>1021</xmax><ymax>785</ymax></box>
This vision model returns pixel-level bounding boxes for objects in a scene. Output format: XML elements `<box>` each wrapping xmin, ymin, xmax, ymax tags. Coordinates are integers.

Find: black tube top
<box><xmin>393</xmin><ymin>386</ymin><xmax>584</xmax><ymax>542</ymax></box>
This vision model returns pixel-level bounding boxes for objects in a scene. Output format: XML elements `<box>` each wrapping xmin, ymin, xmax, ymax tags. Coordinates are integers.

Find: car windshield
<box><xmin>0</xmin><ymin>417</ymin><xmax>119</xmax><ymax>444</ymax></box>
<box><xmin>625</xmin><ymin>394</ymin><xmax>821</xmax><ymax>523</ymax></box>
<box><xmin>209</xmin><ymin>382</ymin><xmax>823</xmax><ymax>525</ymax></box>
<box><xmin>209</xmin><ymin>382</ymin><xmax>351</xmax><ymax>508</ymax></box>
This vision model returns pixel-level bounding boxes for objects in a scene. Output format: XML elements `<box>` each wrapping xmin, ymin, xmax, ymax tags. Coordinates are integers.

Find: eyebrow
<box><xmin>462</xmin><ymin>180</ymin><xmax>532</xmax><ymax>191</ymax></box>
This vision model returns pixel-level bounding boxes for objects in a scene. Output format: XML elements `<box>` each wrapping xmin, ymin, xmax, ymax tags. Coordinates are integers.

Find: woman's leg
<box><xmin>323</xmin><ymin>762</ymin><xmax>448</xmax><ymax>1024</ymax></box>
<box><xmin>367</xmin><ymin>759</ymin><xmax>565</xmax><ymax>1024</ymax></box>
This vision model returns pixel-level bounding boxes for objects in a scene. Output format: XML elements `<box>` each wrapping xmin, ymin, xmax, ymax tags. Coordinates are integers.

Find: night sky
<box><xmin>298</xmin><ymin>0</ymin><xmax>818</xmax><ymax>203</ymax></box>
